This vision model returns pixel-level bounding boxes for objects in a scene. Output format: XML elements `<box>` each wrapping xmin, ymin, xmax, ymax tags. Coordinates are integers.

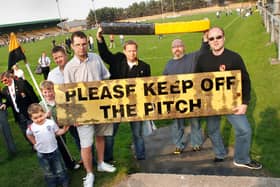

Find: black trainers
<box><xmin>233</xmin><ymin>160</ymin><xmax>262</xmax><ymax>170</ymax></box>
<box><xmin>173</xmin><ymin>147</ymin><xmax>183</xmax><ymax>155</ymax></box>
<box><xmin>214</xmin><ymin>157</ymin><xmax>224</xmax><ymax>162</ymax></box>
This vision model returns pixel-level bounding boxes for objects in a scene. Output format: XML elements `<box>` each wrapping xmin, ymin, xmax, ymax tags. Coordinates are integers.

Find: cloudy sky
<box><xmin>0</xmin><ymin>0</ymin><xmax>148</xmax><ymax>25</ymax></box>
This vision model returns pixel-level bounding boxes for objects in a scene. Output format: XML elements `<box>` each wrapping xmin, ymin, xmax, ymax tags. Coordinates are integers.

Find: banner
<box><xmin>55</xmin><ymin>70</ymin><xmax>242</xmax><ymax>125</ymax></box>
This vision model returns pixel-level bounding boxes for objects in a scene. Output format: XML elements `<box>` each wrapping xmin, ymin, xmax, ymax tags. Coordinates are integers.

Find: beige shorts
<box><xmin>77</xmin><ymin>124</ymin><xmax>113</xmax><ymax>148</ymax></box>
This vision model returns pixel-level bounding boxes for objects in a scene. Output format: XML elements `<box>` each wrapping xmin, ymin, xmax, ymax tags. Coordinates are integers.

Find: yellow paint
<box><xmin>155</xmin><ymin>19</ymin><xmax>210</xmax><ymax>34</ymax></box>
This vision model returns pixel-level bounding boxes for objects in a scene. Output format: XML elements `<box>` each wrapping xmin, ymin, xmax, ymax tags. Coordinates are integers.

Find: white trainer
<box><xmin>97</xmin><ymin>161</ymin><xmax>116</xmax><ymax>173</ymax></box>
<box><xmin>83</xmin><ymin>173</ymin><xmax>94</xmax><ymax>187</ymax></box>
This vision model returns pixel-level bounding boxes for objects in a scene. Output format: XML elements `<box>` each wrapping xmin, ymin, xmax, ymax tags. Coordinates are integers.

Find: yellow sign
<box><xmin>55</xmin><ymin>70</ymin><xmax>242</xmax><ymax>125</ymax></box>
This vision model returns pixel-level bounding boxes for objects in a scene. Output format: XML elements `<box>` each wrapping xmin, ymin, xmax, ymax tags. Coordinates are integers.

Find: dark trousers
<box><xmin>16</xmin><ymin>113</ymin><xmax>33</xmax><ymax>146</ymax></box>
<box><xmin>41</xmin><ymin>66</ymin><xmax>50</xmax><ymax>80</ymax></box>
<box><xmin>0</xmin><ymin>110</ymin><xmax>17</xmax><ymax>154</ymax></box>
<box><xmin>56</xmin><ymin>135</ymin><xmax>76</xmax><ymax>170</ymax></box>
<box><xmin>104</xmin><ymin>123</ymin><xmax>119</xmax><ymax>162</ymax></box>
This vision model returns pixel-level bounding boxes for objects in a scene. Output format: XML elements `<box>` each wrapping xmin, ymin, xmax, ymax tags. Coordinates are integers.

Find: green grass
<box><xmin>0</xmin><ymin>10</ymin><xmax>280</xmax><ymax>186</ymax></box>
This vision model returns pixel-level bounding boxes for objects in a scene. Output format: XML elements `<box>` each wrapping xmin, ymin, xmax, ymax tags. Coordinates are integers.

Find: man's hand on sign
<box><xmin>73</xmin><ymin>122</ymin><xmax>82</xmax><ymax>126</ymax></box>
<box><xmin>232</xmin><ymin>104</ymin><xmax>248</xmax><ymax>115</ymax></box>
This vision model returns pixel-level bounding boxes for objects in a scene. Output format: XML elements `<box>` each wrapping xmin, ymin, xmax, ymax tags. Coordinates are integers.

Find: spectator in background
<box><xmin>38</xmin><ymin>51</ymin><xmax>51</xmax><ymax>80</ymax></box>
<box><xmin>88</xmin><ymin>34</ymin><xmax>94</xmax><ymax>51</ymax></box>
<box><xmin>65</xmin><ymin>37</ymin><xmax>72</xmax><ymax>54</ymax></box>
<box><xmin>52</xmin><ymin>39</ymin><xmax>56</xmax><ymax>47</ymax></box>
<box><xmin>216</xmin><ymin>11</ymin><xmax>220</xmax><ymax>18</ymax></box>
<box><xmin>109</xmin><ymin>34</ymin><xmax>115</xmax><ymax>48</ymax></box>
<box><xmin>119</xmin><ymin>35</ymin><xmax>124</xmax><ymax>45</ymax></box>
<box><xmin>12</xmin><ymin>64</ymin><xmax>25</xmax><ymax>80</ymax></box>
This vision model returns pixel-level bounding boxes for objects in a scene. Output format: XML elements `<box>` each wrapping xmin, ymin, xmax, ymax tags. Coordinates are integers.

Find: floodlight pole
<box><xmin>56</xmin><ymin>0</ymin><xmax>64</xmax><ymax>33</ymax></box>
<box><xmin>160</xmin><ymin>0</ymin><xmax>164</xmax><ymax>20</ymax></box>
<box><xmin>91</xmin><ymin>0</ymin><xmax>98</xmax><ymax>26</ymax></box>
<box><xmin>172</xmin><ymin>0</ymin><xmax>175</xmax><ymax>16</ymax></box>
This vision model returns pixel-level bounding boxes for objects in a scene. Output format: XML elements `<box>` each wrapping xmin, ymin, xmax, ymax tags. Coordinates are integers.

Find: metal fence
<box><xmin>258</xmin><ymin>5</ymin><xmax>280</xmax><ymax>60</ymax></box>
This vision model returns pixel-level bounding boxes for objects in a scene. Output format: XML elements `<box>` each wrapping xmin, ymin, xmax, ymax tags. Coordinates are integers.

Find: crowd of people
<box><xmin>0</xmin><ymin>26</ymin><xmax>262</xmax><ymax>187</ymax></box>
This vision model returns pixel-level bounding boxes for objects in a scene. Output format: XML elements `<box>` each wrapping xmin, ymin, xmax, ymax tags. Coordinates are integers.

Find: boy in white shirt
<box><xmin>26</xmin><ymin>103</ymin><xmax>69</xmax><ymax>187</ymax></box>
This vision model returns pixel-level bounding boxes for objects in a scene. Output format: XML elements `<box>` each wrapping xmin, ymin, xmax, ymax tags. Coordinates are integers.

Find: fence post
<box><xmin>271</xmin><ymin>17</ymin><xmax>275</xmax><ymax>42</ymax></box>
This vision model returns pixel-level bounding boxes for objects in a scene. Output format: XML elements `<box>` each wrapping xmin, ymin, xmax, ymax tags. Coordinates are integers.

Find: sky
<box><xmin>0</xmin><ymin>0</ymin><xmax>148</xmax><ymax>25</ymax></box>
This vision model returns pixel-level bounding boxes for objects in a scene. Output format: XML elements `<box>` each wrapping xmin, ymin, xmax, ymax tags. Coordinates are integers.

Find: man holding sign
<box><xmin>64</xmin><ymin>31</ymin><xmax>116</xmax><ymax>187</ymax></box>
<box><xmin>163</xmin><ymin>33</ymin><xmax>209</xmax><ymax>155</ymax></box>
<box><xmin>96</xmin><ymin>26</ymin><xmax>151</xmax><ymax>161</ymax></box>
<box><xmin>196</xmin><ymin>27</ymin><xmax>262</xmax><ymax>169</ymax></box>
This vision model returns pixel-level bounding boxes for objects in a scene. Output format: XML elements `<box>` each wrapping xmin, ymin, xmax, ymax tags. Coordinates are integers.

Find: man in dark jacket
<box><xmin>96</xmin><ymin>27</ymin><xmax>151</xmax><ymax>161</ymax></box>
<box><xmin>1</xmin><ymin>71</ymin><xmax>39</xmax><ymax>144</ymax></box>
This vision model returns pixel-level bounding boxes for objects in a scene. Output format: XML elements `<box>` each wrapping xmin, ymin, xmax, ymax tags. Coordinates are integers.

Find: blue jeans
<box><xmin>0</xmin><ymin>110</ymin><xmax>17</xmax><ymax>154</ymax></box>
<box><xmin>104</xmin><ymin>123</ymin><xmax>119</xmax><ymax>162</ymax></box>
<box><xmin>171</xmin><ymin>118</ymin><xmax>202</xmax><ymax>149</ymax></box>
<box><xmin>207</xmin><ymin>116</ymin><xmax>227</xmax><ymax>159</ymax></box>
<box><xmin>37</xmin><ymin>149</ymin><xmax>68</xmax><ymax>187</ymax></box>
<box><xmin>130</xmin><ymin>121</ymin><xmax>145</xmax><ymax>160</ymax></box>
<box><xmin>207</xmin><ymin>115</ymin><xmax>252</xmax><ymax>163</ymax></box>
<box><xmin>226</xmin><ymin>114</ymin><xmax>252</xmax><ymax>164</ymax></box>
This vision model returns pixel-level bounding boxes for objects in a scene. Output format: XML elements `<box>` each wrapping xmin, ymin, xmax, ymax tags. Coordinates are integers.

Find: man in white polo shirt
<box><xmin>64</xmin><ymin>31</ymin><xmax>115</xmax><ymax>187</ymax></box>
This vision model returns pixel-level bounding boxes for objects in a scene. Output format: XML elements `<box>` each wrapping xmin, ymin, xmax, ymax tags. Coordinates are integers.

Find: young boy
<box><xmin>39</xmin><ymin>80</ymin><xmax>80</xmax><ymax>170</ymax></box>
<box><xmin>26</xmin><ymin>103</ymin><xmax>69</xmax><ymax>187</ymax></box>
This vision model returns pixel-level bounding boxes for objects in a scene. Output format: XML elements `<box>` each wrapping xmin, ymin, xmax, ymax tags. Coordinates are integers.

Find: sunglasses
<box><xmin>208</xmin><ymin>35</ymin><xmax>223</xmax><ymax>41</ymax></box>
<box><xmin>1</xmin><ymin>78</ymin><xmax>8</xmax><ymax>83</ymax></box>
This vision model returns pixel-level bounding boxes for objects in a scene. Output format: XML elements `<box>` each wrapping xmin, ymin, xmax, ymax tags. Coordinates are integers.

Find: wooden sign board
<box><xmin>55</xmin><ymin>70</ymin><xmax>242</xmax><ymax>125</ymax></box>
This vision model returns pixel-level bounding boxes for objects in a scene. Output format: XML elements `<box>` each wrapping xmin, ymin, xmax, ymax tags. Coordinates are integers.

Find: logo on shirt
<box><xmin>219</xmin><ymin>64</ymin><xmax>226</xmax><ymax>71</ymax></box>
<box><xmin>47</xmin><ymin>125</ymin><xmax>52</xmax><ymax>131</ymax></box>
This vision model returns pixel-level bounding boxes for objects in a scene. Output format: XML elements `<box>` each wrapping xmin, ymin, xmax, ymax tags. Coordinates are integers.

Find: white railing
<box><xmin>258</xmin><ymin>5</ymin><xmax>280</xmax><ymax>60</ymax></box>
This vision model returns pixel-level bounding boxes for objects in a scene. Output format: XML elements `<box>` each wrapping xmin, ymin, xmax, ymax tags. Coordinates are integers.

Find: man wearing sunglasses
<box><xmin>0</xmin><ymin>71</ymin><xmax>39</xmax><ymax>147</ymax></box>
<box><xmin>195</xmin><ymin>27</ymin><xmax>262</xmax><ymax>170</ymax></box>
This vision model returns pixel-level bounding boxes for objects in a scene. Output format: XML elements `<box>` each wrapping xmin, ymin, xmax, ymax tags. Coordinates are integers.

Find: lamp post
<box><xmin>55</xmin><ymin>0</ymin><xmax>64</xmax><ymax>33</ymax></box>
<box><xmin>160</xmin><ymin>0</ymin><xmax>164</xmax><ymax>20</ymax></box>
<box><xmin>172</xmin><ymin>0</ymin><xmax>175</xmax><ymax>16</ymax></box>
<box><xmin>91</xmin><ymin>0</ymin><xmax>98</xmax><ymax>26</ymax></box>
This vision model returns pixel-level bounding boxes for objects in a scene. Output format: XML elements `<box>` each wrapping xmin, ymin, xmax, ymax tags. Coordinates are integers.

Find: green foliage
<box><xmin>0</xmin><ymin>10</ymin><xmax>280</xmax><ymax>186</ymax></box>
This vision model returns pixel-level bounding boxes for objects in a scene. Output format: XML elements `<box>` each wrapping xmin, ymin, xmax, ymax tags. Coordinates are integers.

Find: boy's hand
<box><xmin>0</xmin><ymin>104</ymin><xmax>6</xmax><ymax>110</ymax></box>
<box><xmin>63</xmin><ymin>125</ymin><xmax>70</xmax><ymax>132</ymax></box>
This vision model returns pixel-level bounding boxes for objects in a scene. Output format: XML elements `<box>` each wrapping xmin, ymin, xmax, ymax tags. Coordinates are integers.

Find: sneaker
<box><xmin>73</xmin><ymin>163</ymin><xmax>81</xmax><ymax>170</ymax></box>
<box><xmin>83</xmin><ymin>173</ymin><xmax>94</xmax><ymax>187</ymax></box>
<box><xmin>214</xmin><ymin>157</ymin><xmax>224</xmax><ymax>162</ymax></box>
<box><xmin>233</xmin><ymin>160</ymin><xmax>262</xmax><ymax>170</ymax></box>
<box><xmin>173</xmin><ymin>147</ymin><xmax>183</xmax><ymax>155</ymax></box>
<box><xmin>97</xmin><ymin>161</ymin><xmax>116</xmax><ymax>173</ymax></box>
<box><xmin>192</xmin><ymin>145</ymin><xmax>201</xmax><ymax>152</ymax></box>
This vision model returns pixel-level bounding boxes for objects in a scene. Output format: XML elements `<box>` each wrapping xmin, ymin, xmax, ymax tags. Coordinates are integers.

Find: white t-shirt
<box><xmin>47</xmin><ymin>66</ymin><xmax>64</xmax><ymax>84</ymax></box>
<box><xmin>26</xmin><ymin>119</ymin><xmax>59</xmax><ymax>153</ymax></box>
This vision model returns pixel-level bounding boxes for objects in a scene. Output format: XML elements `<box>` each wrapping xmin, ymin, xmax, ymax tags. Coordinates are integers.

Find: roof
<box><xmin>0</xmin><ymin>18</ymin><xmax>62</xmax><ymax>28</ymax></box>
<box><xmin>58</xmin><ymin>19</ymin><xmax>87</xmax><ymax>29</ymax></box>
